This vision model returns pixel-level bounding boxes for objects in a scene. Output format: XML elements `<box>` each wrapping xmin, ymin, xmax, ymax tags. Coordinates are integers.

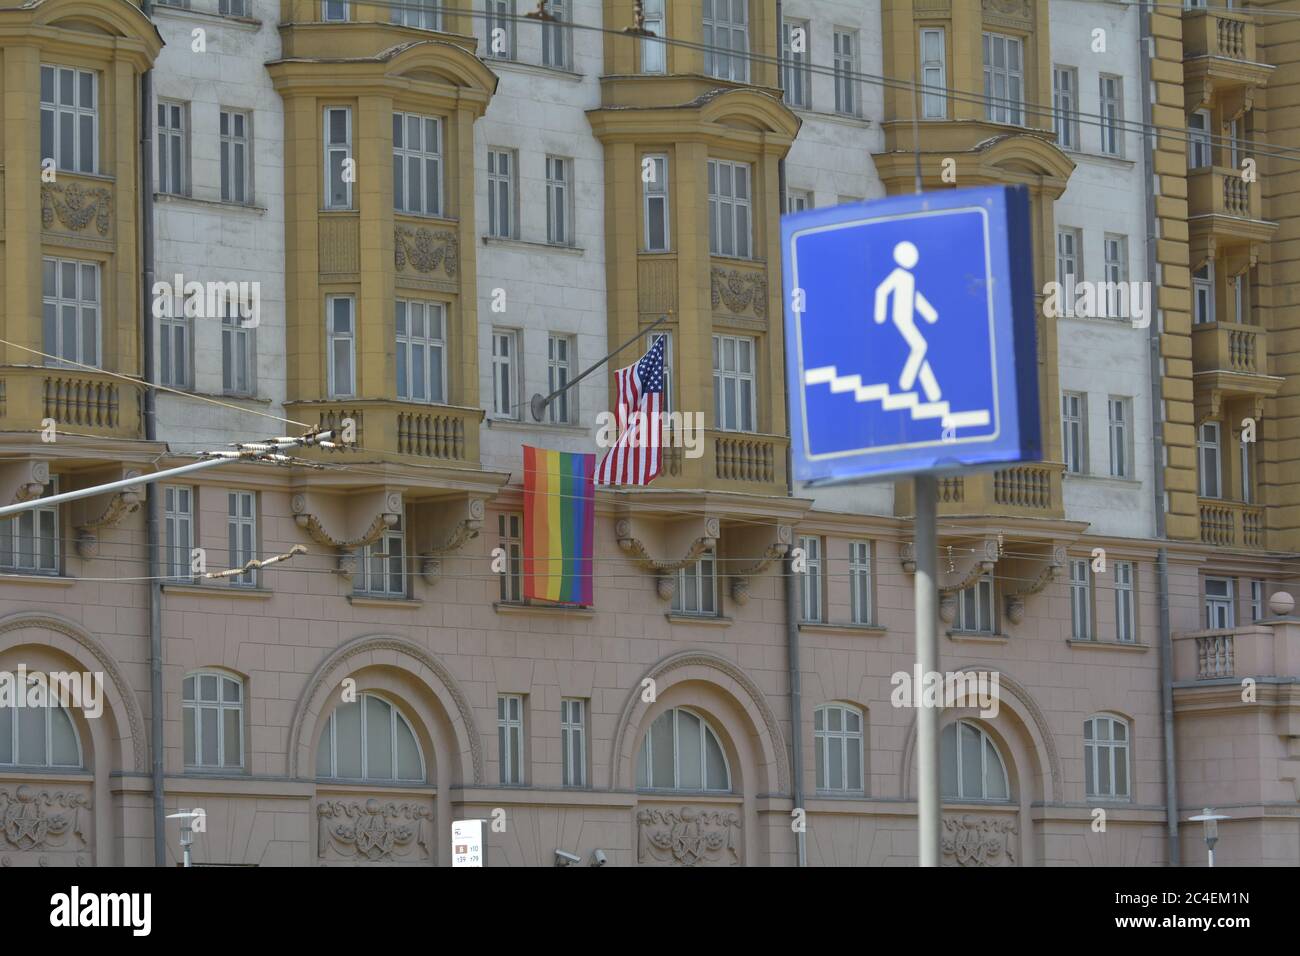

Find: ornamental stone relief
<box><xmin>636</xmin><ymin>806</ymin><xmax>741</xmax><ymax>866</ymax></box>
<box><xmin>0</xmin><ymin>786</ymin><xmax>91</xmax><ymax>865</ymax></box>
<box><xmin>41</xmin><ymin>183</ymin><xmax>112</xmax><ymax>236</ymax></box>
<box><xmin>711</xmin><ymin>267</ymin><xmax>768</xmax><ymax>318</ymax></box>
<box><xmin>317</xmin><ymin>798</ymin><xmax>433</xmax><ymax>863</ymax></box>
<box><xmin>941</xmin><ymin>815</ymin><xmax>1018</xmax><ymax>867</ymax></box>
<box><xmin>395</xmin><ymin>226</ymin><xmax>459</xmax><ymax>277</ymax></box>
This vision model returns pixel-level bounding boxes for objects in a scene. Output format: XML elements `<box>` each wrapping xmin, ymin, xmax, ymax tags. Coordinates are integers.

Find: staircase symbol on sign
<box><xmin>803</xmin><ymin>366</ymin><xmax>991</xmax><ymax>430</ymax></box>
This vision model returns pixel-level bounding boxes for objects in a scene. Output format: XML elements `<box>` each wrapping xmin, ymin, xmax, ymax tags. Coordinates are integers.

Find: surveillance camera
<box><xmin>554</xmin><ymin>849</ymin><xmax>581</xmax><ymax>866</ymax></box>
<box><xmin>590</xmin><ymin>849</ymin><xmax>608</xmax><ymax>867</ymax></box>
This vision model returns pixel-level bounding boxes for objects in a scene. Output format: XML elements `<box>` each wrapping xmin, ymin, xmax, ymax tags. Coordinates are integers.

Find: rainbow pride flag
<box><xmin>523</xmin><ymin>446</ymin><xmax>595</xmax><ymax>605</ymax></box>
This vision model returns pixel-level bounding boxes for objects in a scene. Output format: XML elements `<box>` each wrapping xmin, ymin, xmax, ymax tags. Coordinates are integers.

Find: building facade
<box><xmin>0</xmin><ymin>0</ymin><xmax>1297</xmax><ymax>867</ymax></box>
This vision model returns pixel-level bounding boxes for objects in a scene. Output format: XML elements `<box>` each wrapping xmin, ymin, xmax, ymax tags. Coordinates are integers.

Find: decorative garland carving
<box><xmin>728</xmin><ymin>525</ymin><xmax>792</xmax><ymax>605</ymax></box>
<box><xmin>0</xmin><ymin>786</ymin><xmax>91</xmax><ymax>855</ymax></box>
<box><xmin>941</xmin><ymin>815</ymin><xmax>1018</xmax><ymax>867</ymax></box>
<box><xmin>395</xmin><ymin>226</ymin><xmax>459</xmax><ymax>277</ymax></box>
<box><xmin>618</xmin><ymin>534</ymin><xmax>716</xmax><ymax>575</ymax></box>
<box><xmin>317</xmin><ymin>799</ymin><xmax>432</xmax><ymax>862</ymax></box>
<box><xmin>41</xmin><ymin>183</ymin><xmax>112</xmax><ymax>236</ymax></box>
<box><xmin>637</xmin><ymin>806</ymin><xmax>741</xmax><ymax>866</ymax></box>
<box><xmin>291</xmin><ymin>494</ymin><xmax>400</xmax><ymax>579</ymax></box>
<box><xmin>75</xmin><ymin>475</ymin><xmax>143</xmax><ymax>558</ymax></box>
<box><xmin>1003</xmin><ymin>545</ymin><xmax>1067</xmax><ymax>625</ymax></box>
<box><xmin>710</xmin><ymin>268</ymin><xmax>767</xmax><ymax>318</ymax></box>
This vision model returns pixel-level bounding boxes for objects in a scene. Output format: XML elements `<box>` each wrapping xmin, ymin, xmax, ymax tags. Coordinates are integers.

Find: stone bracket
<box><xmin>901</xmin><ymin>535</ymin><xmax>1001</xmax><ymax>595</ymax></box>
<box><xmin>615</xmin><ymin>512</ymin><xmax>719</xmax><ymax>601</ymax></box>
<box><xmin>291</xmin><ymin>487</ymin><xmax>403</xmax><ymax>580</ymax></box>
<box><xmin>1001</xmin><ymin>543</ymin><xmax>1068</xmax><ymax>626</ymax></box>
<box><xmin>725</xmin><ymin>522</ymin><xmax>793</xmax><ymax>606</ymax></box>
<box><xmin>409</xmin><ymin>495</ymin><xmax>486</xmax><ymax>585</ymax></box>
<box><xmin>0</xmin><ymin>460</ymin><xmax>50</xmax><ymax>507</ymax></box>
<box><xmin>71</xmin><ymin>469</ymin><xmax>144</xmax><ymax>558</ymax></box>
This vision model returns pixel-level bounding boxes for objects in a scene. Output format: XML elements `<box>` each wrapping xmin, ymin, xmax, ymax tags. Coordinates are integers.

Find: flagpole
<box><xmin>528</xmin><ymin>314</ymin><xmax>670</xmax><ymax>422</ymax></box>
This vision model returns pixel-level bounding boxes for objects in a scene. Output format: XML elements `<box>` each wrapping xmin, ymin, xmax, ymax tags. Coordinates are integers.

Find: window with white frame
<box><xmin>491</xmin><ymin>329</ymin><xmax>518</xmax><ymax>419</ymax></box>
<box><xmin>40</xmin><ymin>65</ymin><xmax>97</xmax><ymax>174</ymax></box>
<box><xmin>498</xmin><ymin>512</ymin><xmax>523</xmax><ymax>603</ymax></box>
<box><xmin>222</xmin><ymin>303</ymin><xmax>253</xmax><ymax>397</ymax></box>
<box><xmin>1070</xmin><ymin>558</ymin><xmax>1093</xmax><ymax>640</ymax></box>
<box><xmin>561</xmin><ymin>698</ymin><xmax>586</xmax><ymax>787</ymax></box>
<box><xmin>798</xmin><ymin>534</ymin><xmax>823</xmax><ymax>623</ymax></box>
<box><xmin>545</xmin><ymin>155</ymin><xmax>573</xmax><ymax>246</ymax></box>
<box><xmin>396</xmin><ymin>299</ymin><xmax>446</xmax><ymax>404</ymax></box>
<box><xmin>707</xmin><ymin>158</ymin><xmax>751</xmax><ymax>258</ymax></box>
<box><xmin>712</xmin><ymin>333</ymin><xmax>756</xmax><ymax>432</ymax></box>
<box><xmin>485</xmin><ymin>0</ymin><xmax>516</xmax><ymax>60</ymax></box>
<box><xmin>498</xmin><ymin>694</ymin><xmax>525</xmax><ymax>784</ymax></box>
<box><xmin>982</xmin><ymin>32</ymin><xmax>1024</xmax><ymax>125</ymax></box>
<box><xmin>0</xmin><ymin>479</ymin><xmax>59</xmax><ymax>575</ymax></box>
<box><xmin>833</xmin><ymin>29</ymin><xmax>859</xmax><ymax>116</ymax></box>
<box><xmin>163</xmin><ymin>485</ymin><xmax>194</xmax><ymax>582</ymax></box>
<box><xmin>672</xmin><ymin>549</ymin><xmax>717</xmax><ymax>616</ymax></box>
<box><xmin>1115</xmin><ymin>561</ymin><xmax>1135</xmax><ymax>643</ymax></box>
<box><xmin>1103</xmin><ymin>234</ymin><xmax>1128</xmax><ymax>318</ymax></box>
<box><xmin>637</xmin><ymin>707</ymin><xmax>730</xmax><ymax>791</ymax></box>
<box><xmin>1228</xmin><ymin>116</ymin><xmax>1242</xmax><ymax>169</ymax></box>
<box><xmin>703</xmin><ymin>0</ymin><xmax>748</xmax><ymax>83</ymax></box>
<box><xmin>323</xmin><ymin>107</ymin><xmax>352</xmax><ymax>209</ymax></box>
<box><xmin>641</xmin><ymin>0</ymin><xmax>666</xmax><ymax>73</ymax></box>
<box><xmin>1099</xmin><ymin>74</ymin><xmax>1123</xmax><ymax>156</ymax></box>
<box><xmin>1056</xmin><ymin>227</ymin><xmax>1081</xmax><ymax>313</ymax></box>
<box><xmin>220</xmin><ymin>0</ymin><xmax>249</xmax><ymax>13</ymax></box>
<box><xmin>156</xmin><ymin>101</ymin><xmax>188</xmax><ymax>196</ymax></box>
<box><xmin>1198</xmin><ymin>421</ymin><xmax>1221</xmax><ymax>499</ymax></box>
<box><xmin>183</xmin><ymin>671</ymin><xmax>244</xmax><ymax>769</ymax></box>
<box><xmin>1108</xmin><ymin>396</ymin><xmax>1132</xmax><ymax>479</ymax></box>
<box><xmin>1193</xmin><ymin>263</ymin><xmax>1214</xmax><ymax>324</ymax></box>
<box><xmin>317</xmin><ymin>693</ymin><xmax>425</xmax><ymax>781</ymax></box>
<box><xmin>326</xmin><ymin>295</ymin><xmax>355</xmax><ymax>398</ymax></box>
<box><xmin>786</xmin><ymin>189</ymin><xmax>812</xmax><ymax>214</ymax></box>
<box><xmin>322</xmin><ymin>0</ymin><xmax>348</xmax><ymax>21</ymax></box>
<box><xmin>782</xmin><ymin>20</ymin><xmax>811</xmax><ymax>109</ymax></box>
<box><xmin>1062</xmin><ymin>391</ymin><xmax>1087</xmax><ymax>474</ymax></box>
<box><xmin>542</xmin><ymin>0</ymin><xmax>570</xmax><ymax>69</ymax></box>
<box><xmin>547</xmin><ymin>333</ymin><xmax>574</xmax><ymax>424</ymax></box>
<box><xmin>1240</xmin><ymin>433</ymin><xmax>1253</xmax><ymax>504</ymax></box>
<box><xmin>1188</xmin><ymin>110</ymin><xmax>1212</xmax><ymax>168</ymax></box>
<box><xmin>391</xmin><ymin>0</ymin><xmax>441</xmax><ymax>30</ymax></box>
<box><xmin>643</xmin><ymin>154</ymin><xmax>670</xmax><ymax>251</ymax></box>
<box><xmin>815</xmin><ymin>704</ymin><xmax>864</xmax><ymax>793</ymax></box>
<box><xmin>160</xmin><ymin>307</ymin><xmax>190</xmax><ymax>389</ymax></box>
<box><xmin>1053</xmin><ymin>65</ymin><xmax>1078</xmax><ymax>149</ymax></box>
<box><xmin>921</xmin><ymin>28</ymin><xmax>947</xmax><ymax>119</ymax></box>
<box><xmin>1084</xmin><ymin>715</ymin><xmax>1130</xmax><ymax>799</ymax></box>
<box><xmin>220</xmin><ymin>109</ymin><xmax>251</xmax><ymax>204</ymax></box>
<box><xmin>355</xmin><ymin>515</ymin><xmax>405</xmax><ymax>597</ymax></box>
<box><xmin>393</xmin><ymin>112</ymin><xmax>442</xmax><ymax>217</ymax></box>
<box><xmin>651</xmin><ymin>330</ymin><xmax>674</xmax><ymax>412</ymax></box>
<box><xmin>0</xmin><ymin>694</ymin><xmax>80</xmax><ymax>769</ymax></box>
<box><xmin>1250</xmin><ymin>579</ymin><xmax>1264</xmax><ymax>622</ymax></box>
<box><xmin>226</xmin><ymin>490</ymin><xmax>256</xmax><ymax>588</ymax></box>
<box><xmin>941</xmin><ymin>720</ymin><xmax>1009</xmax><ymax>801</ymax></box>
<box><xmin>1234</xmin><ymin>272</ymin><xmax>1248</xmax><ymax>324</ymax></box>
<box><xmin>487</xmin><ymin>148</ymin><xmax>516</xmax><ymax>238</ymax></box>
<box><xmin>1205</xmin><ymin>577</ymin><xmax>1234</xmax><ymax>629</ymax></box>
<box><xmin>850</xmin><ymin>540</ymin><xmax>873</xmax><ymax>626</ymax></box>
<box><xmin>42</xmin><ymin>257</ymin><xmax>100</xmax><ymax>368</ymax></box>
<box><xmin>955</xmin><ymin>573</ymin><xmax>995</xmax><ymax>633</ymax></box>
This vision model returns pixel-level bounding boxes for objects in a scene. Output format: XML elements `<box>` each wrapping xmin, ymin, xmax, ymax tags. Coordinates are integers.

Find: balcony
<box><xmin>1191</xmin><ymin>321</ymin><xmax>1281</xmax><ymax>422</ymax></box>
<box><xmin>0</xmin><ymin>366</ymin><xmax>143</xmax><ymax>441</ymax></box>
<box><xmin>1198</xmin><ymin>498</ymin><xmax>1265</xmax><ymax>550</ymax></box>
<box><xmin>658</xmin><ymin>428</ymin><xmax>788</xmax><ymax>495</ymax></box>
<box><xmin>283</xmin><ymin>400</ymin><xmax>483</xmax><ymax>468</ymax></box>
<box><xmin>1174</xmin><ymin>622</ymin><xmax>1300</xmax><ymax>683</ymax></box>
<box><xmin>895</xmin><ymin>463</ymin><xmax>1064</xmax><ymax>521</ymax></box>
<box><xmin>1186</xmin><ymin>167</ymin><xmax>1274</xmax><ymax>243</ymax></box>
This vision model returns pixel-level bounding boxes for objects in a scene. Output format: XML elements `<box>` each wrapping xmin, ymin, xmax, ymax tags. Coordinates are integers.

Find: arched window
<box><xmin>814</xmin><ymin>703</ymin><xmax>864</xmax><ymax>793</ymax></box>
<box><xmin>636</xmin><ymin>707</ymin><xmax>730</xmax><ymax>792</ymax></box>
<box><xmin>183</xmin><ymin>670</ymin><xmax>244</xmax><ymax>769</ymax></box>
<box><xmin>1084</xmin><ymin>715</ymin><xmax>1130</xmax><ymax>799</ymax></box>
<box><xmin>941</xmin><ymin>719</ymin><xmax>1009</xmax><ymax>801</ymax></box>
<box><xmin>316</xmin><ymin>693</ymin><xmax>425</xmax><ymax>782</ymax></box>
<box><xmin>0</xmin><ymin>690</ymin><xmax>82</xmax><ymax>769</ymax></box>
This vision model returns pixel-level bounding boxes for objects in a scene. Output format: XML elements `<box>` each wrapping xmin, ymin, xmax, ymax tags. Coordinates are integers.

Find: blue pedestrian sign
<box><xmin>782</xmin><ymin>185</ymin><xmax>1041</xmax><ymax>485</ymax></box>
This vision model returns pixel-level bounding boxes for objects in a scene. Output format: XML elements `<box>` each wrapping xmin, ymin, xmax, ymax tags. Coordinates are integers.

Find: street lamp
<box><xmin>1188</xmin><ymin>808</ymin><xmax>1229</xmax><ymax>867</ymax></box>
<box><xmin>166</xmin><ymin>809</ymin><xmax>204</xmax><ymax>868</ymax></box>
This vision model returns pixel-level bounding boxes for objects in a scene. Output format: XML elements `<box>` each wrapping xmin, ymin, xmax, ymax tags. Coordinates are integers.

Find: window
<box><xmin>222</xmin><ymin>305</ymin><xmax>253</xmax><ymax>397</ymax></box>
<box><xmin>1103</xmin><ymin>234</ymin><xmax>1128</xmax><ymax>318</ymax></box>
<box><xmin>182</xmin><ymin>671</ymin><xmax>243</xmax><ymax>769</ymax></box>
<box><xmin>396</xmin><ymin>299</ymin><xmax>446</xmax><ymax>404</ymax></box>
<box><xmin>703</xmin><ymin>0</ymin><xmax>748</xmax><ymax>83</ymax></box>
<box><xmin>498</xmin><ymin>513</ymin><xmax>523</xmax><ymax>602</ymax></box>
<box><xmin>815</xmin><ymin>704</ymin><xmax>864</xmax><ymax>793</ymax></box>
<box><xmin>1099</xmin><ymin>74</ymin><xmax>1123</xmax><ymax>156</ymax></box>
<box><xmin>160</xmin><ymin>308</ymin><xmax>190</xmax><ymax>389</ymax></box>
<box><xmin>393</xmin><ymin>112</ymin><xmax>442</xmax><ymax>217</ymax></box>
<box><xmin>487</xmin><ymin>148</ymin><xmax>516</xmax><ymax>239</ymax></box>
<box><xmin>485</xmin><ymin>0</ymin><xmax>516</xmax><ymax>60</ymax></box>
<box><xmin>220</xmin><ymin>109</ymin><xmax>251</xmax><ymax>204</ymax></box>
<box><xmin>1115</xmin><ymin>561</ymin><xmax>1135</xmax><ymax>643</ymax></box>
<box><xmin>1228</xmin><ymin>117</ymin><xmax>1242</xmax><ymax>169</ymax></box>
<box><xmin>1062</xmin><ymin>391</ymin><xmax>1087</xmax><ymax>474</ymax></box>
<box><xmin>833</xmin><ymin>29</ymin><xmax>859</xmax><ymax>116</ymax></box>
<box><xmin>545</xmin><ymin>155</ymin><xmax>572</xmax><ymax>246</ymax></box>
<box><xmin>1053</xmin><ymin>66</ymin><xmax>1078</xmax><ymax>149</ymax></box>
<box><xmin>355</xmin><ymin>515</ymin><xmax>405</xmax><ymax>597</ymax></box>
<box><xmin>491</xmin><ymin>329</ymin><xmax>518</xmax><ymax>419</ymax></box>
<box><xmin>1108</xmin><ymin>397</ymin><xmax>1131</xmax><ymax>479</ymax></box>
<box><xmin>1056</xmin><ymin>227</ymin><xmax>1081</xmax><ymax>313</ymax></box>
<box><xmin>798</xmin><ymin>535</ymin><xmax>823</xmax><ymax>623</ymax></box>
<box><xmin>651</xmin><ymin>330</ymin><xmax>674</xmax><ymax>412</ymax></box>
<box><xmin>641</xmin><ymin>0</ymin><xmax>666</xmax><ymax>73</ymax></box>
<box><xmin>322</xmin><ymin>0</ymin><xmax>348</xmax><ymax>20</ymax></box>
<box><xmin>712</xmin><ymin>334</ymin><xmax>756</xmax><ymax>432</ymax></box>
<box><xmin>1240</xmin><ymin>434</ymin><xmax>1253</xmax><ymax>504</ymax></box>
<box><xmin>163</xmin><ymin>485</ymin><xmax>194</xmax><ymax>582</ymax></box>
<box><xmin>391</xmin><ymin>0</ymin><xmax>440</xmax><ymax>30</ymax></box>
<box><xmin>955</xmin><ymin>573</ymin><xmax>994</xmax><ymax>633</ymax></box>
<box><xmin>786</xmin><ymin>189</ymin><xmax>812</xmax><ymax>214</ymax></box>
<box><xmin>498</xmin><ymin>694</ymin><xmax>525</xmax><ymax>784</ymax></box>
<box><xmin>1188</xmin><ymin>110</ymin><xmax>1212</xmax><ymax>169</ymax></box>
<box><xmin>1205</xmin><ymin>577</ymin><xmax>1234</xmax><ymax>629</ymax></box>
<box><xmin>941</xmin><ymin>720</ymin><xmax>1009</xmax><ymax>801</ymax></box>
<box><xmin>547</xmin><ymin>333</ymin><xmax>574</xmax><ymax>424</ymax></box>
<box><xmin>782</xmin><ymin>20</ymin><xmax>810</xmax><ymax>109</ymax></box>
<box><xmin>226</xmin><ymin>491</ymin><xmax>256</xmax><ymax>588</ymax></box>
<box><xmin>1193</xmin><ymin>263</ymin><xmax>1214</xmax><ymax>325</ymax></box>
<box><xmin>0</xmin><ymin>479</ymin><xmax>59</xmax><ymax>575</ymax></box>
<box><xmin>323</xmin><ymin>107</ymin><xmax>352</xmax><ymax>209</ymax></box>
<box><xmin>982</xmin><ymin>33</ymin><xmax>1023</xmax><ymax>125</ymax></box>
<box><xmin>220</xmin><ymin>0</ymin><xmax>248</xmax><ymax>14</ymax></box>
<box><xmin>672</xmin><ymin>549</ymin><xmax>717</xmax><ymax>616</ymax></box>
<box><xmin>1198</xmin><ymin>421</ymin><xmax>1221</xmax><ymax>498</ymax></box>
<box><xmin>156</xmin><ymin>101</ymin><xmax>188</xmax><ymax>196</ymax></box>
<box><xmin>642</xmin><ymin>154</ymin><xmax>670</xmax><ymax>251</ymax></box>
<box><xmin>849</xmin><ymin>540</ymin><xmax>873</xmax><ymax>626</ymax></box>
<box><xmin>561</xmin><ymin>698</ymin><xmax>586</xmax><ymax>787</ymax></box>
<box><xmin>326</xmin><ymin>295</ymin><xmax>355</xmax><ymax>398</ymax></box>
<box><xmin>0</xmin><ymin>696</ymin><xmax>80</xmax><ymax>769</ymax></box>
<box><xmin>707</xmin><ymin>159</ymin><xmax>751</xmax><ymax>258</ymax></box>
<box><xmin>1070</xmin><ymin>558</ymin><xmax>1093</xmax><ymax>640</ymax></box>
<box><xmin>316</xmin><ymin>693</ymin><xmax>425</xmax><ymax>781</ymax></box>
<box><xmin>921</xmin><ymin>28</ymin><xmax>947</xmax><ymax>119</ymax></box>
<box><xmin>42</xmin><ymin>257</ymin><xmax>100</xmax><ymax>368</ymax></box>
<box><xmin>1234</xmin><ymin>272</ymin><xmax>1248</xmax><ymax>324</ymax></box>
<box><xmin>542</xmin><ymin>0</ymin><xmax>570</xmax><ymax>69</ymax></box>
<box><xmin>1250</xmin><ymin>579</ymin><xmax>1264</xmax><ymax>622</ymax></box>
<box><xmin>1084</xmin><ymin>715</ymin><xmax>1130</xmax><ymax>799</ymax></box>
<box><xmin>40</xmin><ymin>65</ymin><xmax>97</xmax><ymax>174</ymax></box>
<box><xmin>637</xmin><ymin>707</ymin><xmax>730</xmax><ymax>791</ymax></box>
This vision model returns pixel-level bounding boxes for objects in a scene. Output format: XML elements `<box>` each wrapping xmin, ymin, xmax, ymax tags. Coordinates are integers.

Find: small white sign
<box><xmin>451</xmin><ymin>819</ymin><xmax>484</xmax><ymax>868</ymax></box>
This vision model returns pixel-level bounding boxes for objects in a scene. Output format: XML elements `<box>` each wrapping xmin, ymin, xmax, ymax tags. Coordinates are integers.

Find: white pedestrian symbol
<box><xmin>874</xmin><ymin>240</ymin><xmax>941</xmax><ymax>402</ymax></box>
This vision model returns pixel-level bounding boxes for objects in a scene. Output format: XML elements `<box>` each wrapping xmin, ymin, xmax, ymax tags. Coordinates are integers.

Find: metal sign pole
<box><xmin>913</xmin><ymin>473</ymin><xmax>940</xmax><ymax>866</ymax></box>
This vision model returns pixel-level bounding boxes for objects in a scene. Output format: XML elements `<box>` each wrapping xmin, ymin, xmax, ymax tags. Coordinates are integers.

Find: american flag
<box><xmin>596</xmin><ymin>336</ymin><xmax>666</xmax><ymax>486</ymax></box>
